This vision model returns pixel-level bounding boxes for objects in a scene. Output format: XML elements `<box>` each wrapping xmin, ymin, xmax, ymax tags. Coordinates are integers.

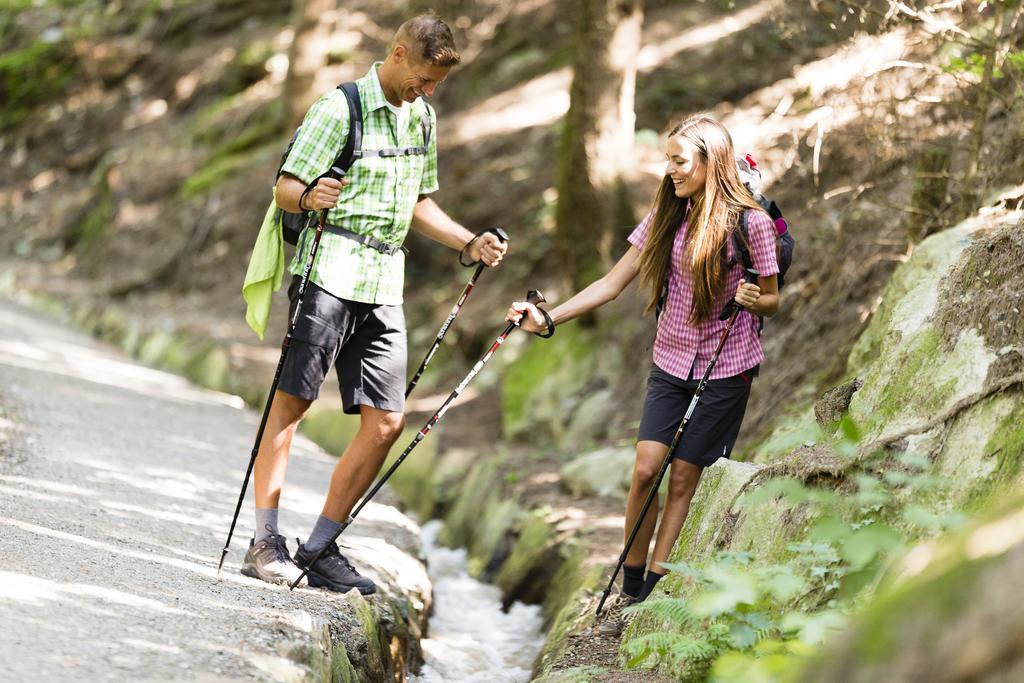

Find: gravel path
<box><xmin>0</xmin><ymin>298</ymin><xmax>429</xmax><ymax>682</ymax></box>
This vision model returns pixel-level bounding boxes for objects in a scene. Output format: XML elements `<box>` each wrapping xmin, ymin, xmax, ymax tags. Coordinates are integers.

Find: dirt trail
<box><xmin>0</xmin><ymin>298</ymin><xmax>427</xmax><ymax>682</ymax></box>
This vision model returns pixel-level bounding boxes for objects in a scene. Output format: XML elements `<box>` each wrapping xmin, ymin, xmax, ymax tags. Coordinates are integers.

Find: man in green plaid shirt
<box><xmin>241</xmin><ymin>14</ymin><xmax>507</xmax><ymax>592</ymax></box>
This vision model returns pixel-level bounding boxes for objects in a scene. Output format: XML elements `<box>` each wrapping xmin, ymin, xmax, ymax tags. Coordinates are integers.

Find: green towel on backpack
<box><xmin>242</xmin><ymin>191</ymin><xmax>285</xmax><ymax>340</ymax></box>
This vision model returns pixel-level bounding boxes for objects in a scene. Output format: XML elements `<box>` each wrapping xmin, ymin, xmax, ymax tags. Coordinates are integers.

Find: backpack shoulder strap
<box><xmin>335</xmin><ymin>82</ymin><xmax>363</xmax><ymax>173</ymax></box>
<box><xmin>420</xmin><ymin>104</ymin><xmax>433</xmax><ymax>147</ymax></box>
<box><xmin>732</xmin><ymin>209</ymin><xmax>755</xmax><ymax>272</ymax></box>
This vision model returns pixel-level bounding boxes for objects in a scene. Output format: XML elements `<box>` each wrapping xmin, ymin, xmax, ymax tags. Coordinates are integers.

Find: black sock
<box><xmin>639</xmin><ymin>569</ymin><xmax>666</xmax><ymax>600</ymax></box>
<box><xmin>622</xmin><ymin>564</ymin><xmax>646</xmax><ymax>598</ymax></box>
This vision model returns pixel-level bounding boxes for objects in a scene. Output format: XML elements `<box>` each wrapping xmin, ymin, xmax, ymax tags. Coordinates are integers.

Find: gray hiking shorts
<box><xmin>279</xmin><ymin>276</ymin><xmax>407</xmax><ymax>414</ymax></box>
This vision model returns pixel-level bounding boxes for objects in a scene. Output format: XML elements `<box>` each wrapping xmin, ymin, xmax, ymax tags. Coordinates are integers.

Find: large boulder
<box><xmin>797</xmin><ymin>500</ymin><xmax>1024</xmax><ymax>682</ymax></box>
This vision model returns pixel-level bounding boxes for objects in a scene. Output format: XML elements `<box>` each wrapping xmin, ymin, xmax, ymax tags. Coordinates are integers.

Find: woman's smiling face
<box><xmin>664</xmin><ymin>136</ymin><xmax>707</xmax><ymax>199</ymax></box>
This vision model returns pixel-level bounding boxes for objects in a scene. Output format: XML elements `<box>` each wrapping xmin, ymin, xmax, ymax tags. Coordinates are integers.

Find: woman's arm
<box><xmin>734</xmin><ymin>273</ymin><xmax>780</xmax><ymax>317</ymax></box>
<box><xmin>507</xmin><ymin>247</ymin><xmax>642</xmax><ymax>332</ymax></box>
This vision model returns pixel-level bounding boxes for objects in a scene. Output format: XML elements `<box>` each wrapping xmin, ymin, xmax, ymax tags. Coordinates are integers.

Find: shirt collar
<box><xmin>361</xmin><ymin>62</ymin><xmax>393</xmax><ymax>113</ymax></box>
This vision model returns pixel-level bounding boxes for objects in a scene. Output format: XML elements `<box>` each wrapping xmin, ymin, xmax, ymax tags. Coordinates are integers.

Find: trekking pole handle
<box><xmin>720</xmin><ymin>267</ymin><xmax>760</xmax><ymax>320</ymax></box>
<box><xmin>461</xmin><ymin>227</ymin><xmax>509</xmax><ymax>267</ymax></box>
<box><xmin>525</xmin><ymin>289</ymin><xmax>545</xmax><ymax>308</ymax></box>
<box><xmin>467</xmin><ymin>227</ymin><xmax>509</xmax><ymax>276</ymax></box>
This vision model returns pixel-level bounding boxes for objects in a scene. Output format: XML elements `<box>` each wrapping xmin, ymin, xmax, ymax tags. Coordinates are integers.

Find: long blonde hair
<box><xmin>638</xmin><ymin>114</ymin><xmax>766</xmax><ymax>324</ymax></box>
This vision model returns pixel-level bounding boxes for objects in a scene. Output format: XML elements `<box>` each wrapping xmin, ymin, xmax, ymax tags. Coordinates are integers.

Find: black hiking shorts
<box><xmin>637</xmin><ymin>364</ymin><xmax>756</xmax><ymax>468</ymax></box>
<box><xmin>279</xmin><ymin>276</ymin><xmax>406</xmax><ymax>414</ymax></box>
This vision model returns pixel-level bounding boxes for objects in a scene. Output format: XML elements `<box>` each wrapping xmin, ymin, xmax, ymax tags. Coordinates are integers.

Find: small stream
<box><xmin>410</xmin><ymin>520</ymin><xmax>546</xmax><ymax>682</ymax></box>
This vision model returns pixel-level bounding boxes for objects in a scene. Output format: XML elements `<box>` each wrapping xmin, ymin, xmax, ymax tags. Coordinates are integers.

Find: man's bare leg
<box><xmin>243</xmin><ymin>390</ymin><xmax>313</xmax><ymax>585</ymax></box>
<box><xmin>321</xmin><ymin>405</ymin><xmax>406</xmax><ymax>522</ymax></box>
<box><xmin>293</xmin><ymin>405</ymin><xmax>404</xmax><ymax>595</ymax></box>
<box><xmin>252</xmin><ymin>390</ymin><xmax>313</xmax><ymax>510</ymax></box>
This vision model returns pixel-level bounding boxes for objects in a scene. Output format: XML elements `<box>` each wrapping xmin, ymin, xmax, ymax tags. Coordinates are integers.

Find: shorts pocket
<box><xmin>292</xmin><ymin>312</ymin><xmax>338</xmax><ymax>350</ymax></box>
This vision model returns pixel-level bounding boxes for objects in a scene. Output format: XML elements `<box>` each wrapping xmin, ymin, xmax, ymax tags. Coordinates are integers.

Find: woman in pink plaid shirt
<box><xmin>508</xmin><ymin>114</ymin><xmax>780</xmax><ymax>627</ymax></box>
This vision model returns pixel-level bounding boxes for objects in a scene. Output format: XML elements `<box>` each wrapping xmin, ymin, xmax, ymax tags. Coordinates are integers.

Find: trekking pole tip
<box><xmin>596</xmin><ymin>591</ymin><xmax>610</xmax><ymax>617</ymax></box>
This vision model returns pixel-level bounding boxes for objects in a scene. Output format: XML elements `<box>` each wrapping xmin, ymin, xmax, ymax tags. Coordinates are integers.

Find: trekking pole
<box><xmin>406</xmin><ymin>227</ymin><xmax>509</xmax><ymax>398</ymax></box>
<box><xmin>290</xmin><ymin>288</ymin><xmax>546</xmax><ymax>590</ymax></box>
<box><xmin>595</xmin><ymin>288</ymin><xmax>753</xmax><ymax>616</ymax></box>
<box><xmin>217</xmin><ymin>168</ymin><xmax>346</xmax><ymax>574</ymax></box>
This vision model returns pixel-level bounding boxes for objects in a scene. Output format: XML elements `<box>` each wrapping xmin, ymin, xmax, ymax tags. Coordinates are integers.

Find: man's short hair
<box><xmin>393</xmin><ymin>13</ymin><xmax>461</xmax><ymax>67</ymax></box>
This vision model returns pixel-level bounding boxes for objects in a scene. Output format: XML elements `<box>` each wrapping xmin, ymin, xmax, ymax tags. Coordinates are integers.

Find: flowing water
<box><xmin>410</xmin><ymin>520</ymin><xmax>546</xmax><ymax>682</ymax></box>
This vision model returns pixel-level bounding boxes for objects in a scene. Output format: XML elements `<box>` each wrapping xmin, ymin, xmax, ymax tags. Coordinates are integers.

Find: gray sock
<box><xmin>254</xmin><ymin>507</ymin><xmax>279</xmax><ymax>543</ymax></box>
<box><xmin>305</xmin><ymin>514</ymin><xmax>343</xmax><ymax>553</ymax></box>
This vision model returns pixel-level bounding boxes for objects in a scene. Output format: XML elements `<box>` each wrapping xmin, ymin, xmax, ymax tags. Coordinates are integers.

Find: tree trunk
<box><xmin>907</xmin><ymin>142</ymin><xmax>951</xmax><ymax>243</ymax></box>
<box><xmin>283</xmin><ymin>0</ymin><xmax>339</xmax><ymax>131</ymax></box>
<box><xmin>554</xmin><ymin>0</ymin><xmax>643</xmax><ymax>292</ymax></box>
<box><xmin>959</xmin><ymin>0</ymin><xmax>1006</xmax><ymax>218</ymax></box>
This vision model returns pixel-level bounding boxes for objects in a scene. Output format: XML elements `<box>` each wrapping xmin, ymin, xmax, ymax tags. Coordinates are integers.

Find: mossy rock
<box><xmin>749</xmin><ymin>407</ymin><xmax>824</xmax><ymax>464</ymax></box>
<box><xmin>389</xmin><ymin>446</ymin><xmax>479</xmax><ymax>521</ymax></box>
<box><xmin>532</xmin><ymin>666</ymin><xmax>611</xmax><ymax>683</ymax></box>
<box><xmin>441</xmin><ymin>457</ymin><xmax>503</xmax><ymax>551</ymax></box>
<box><xmin>496</xmin><ymin>512</ymin><xmax>555</xmax><ymax>597</ymax></box>
<box><xmin>137</xmin><ymin>330</ymin><xmax>177</xmax><ymax>366</ymax></box>
<box><xmin>796</xmin><ymin>499</ymin><xmax>1024</xmax><ymax>682</ymax></box>
<box><xmin>665</xmin><ymin>460</ymin><xmax>763</xmax><ymax>566</ymax></box>
<box><xmin>182</xmin><ymin>343</ymin><xmax>231</xmax><ymax>392</ymax></box>
<box><xmin>849</xmin><ymin>326</ymin><xmax>992</xmax><ymax>443</ymax></box>
<box><xmin>540</xmin><ymin>542</ymin><xmax>602</xmax><ymax>628</ymax></box>
<box><xmin>844</xmin><ymin>213</ymin><xmax>1021</xmax><ymax>445</ymax></box>
<box><xmin>502</xmin><ymin>324</ymin><xmax>596</xmax><ymax>440</ymax></box>
<box><xmin>561</xmin><ymin>387</ymin><xmax>616</xmax><ymax>452</ymax></box>
<box><xmin>385</xmin><ymin>434</ymin><xmax>441</xmax><ymax>520</ymax></box>
<box><xmin>350</xmin><ymin>596</ymin><xmax>389</xmax><ymax>681</ymax></box>
<box><xmin>533</xmin><ymin>567</ymin><xmax>607</xmax><ymax>678</ymax></box>
<box><xmin>560</xmin><ymin>446</ymin><xmax>635</xmax><ymax>501</ymax></box>
<box><xmin>813</xmin><ymin>378</ymin><xmax>863</xmax><ymax>434</ymax></box>
<box><xmin>466</xmin><ymin>496</ymin><xmax>522</xmax><ymax>577</ymax></box>
<box><xmin>306</xmin><ymin>628</ymin><xmax>359</xmax><ymax>683</ymax></box>
<box><xmin>956</xmin><ymin>393</ymin><xmax>1024</xmax><ymax>513</ymax></box>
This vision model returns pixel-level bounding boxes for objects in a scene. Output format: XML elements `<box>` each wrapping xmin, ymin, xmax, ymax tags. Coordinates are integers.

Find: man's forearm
<box><xmin>410</xmin><ymin>196</ymin><xmax>474</xmax><ymax>250</ymax></box>
<box><xmin>275</xmin><ymin>176</ymin><xmax>306</xmax><ymax>213</ymax></box>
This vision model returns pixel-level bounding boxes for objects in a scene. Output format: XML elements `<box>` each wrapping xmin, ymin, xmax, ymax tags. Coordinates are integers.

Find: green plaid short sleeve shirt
<box><xmin>283</xmin><ymin>63</ymin><xmax>439</xmax><ymax>305</ymax></box>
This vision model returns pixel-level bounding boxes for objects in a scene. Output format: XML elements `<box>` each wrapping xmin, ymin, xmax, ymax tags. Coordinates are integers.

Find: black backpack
<box><xmin>733</xmin><ymin>154</ymin><xmax>794</xmax><ymax>290</ymax></box>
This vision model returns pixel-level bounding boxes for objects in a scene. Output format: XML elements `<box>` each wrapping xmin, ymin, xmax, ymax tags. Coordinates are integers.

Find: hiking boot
<box><xmin>241</xmin><ymin>534</ymin><xmax>305</xmax><ymax>586</ymax></box>
<box><xmin>294</xmin><ymin>540</ymin><xmax>376</xmax><ymax>595</ymax></box>
<box><xmin>596</xmin><ymin>592</ymin><xmax>640</xmax><ymax>637</ymax></box>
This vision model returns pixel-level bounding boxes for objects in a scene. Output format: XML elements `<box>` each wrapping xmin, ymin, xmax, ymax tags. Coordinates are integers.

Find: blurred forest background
<box><xmin>1</xmin><ymin>0</ymin><xmax>1021</xmax><ymax>448</ymax></box>
<box><xmin>2</xmin><ymin>0</ymin><xmax>1024</xmax><ymax>680</ymax></box>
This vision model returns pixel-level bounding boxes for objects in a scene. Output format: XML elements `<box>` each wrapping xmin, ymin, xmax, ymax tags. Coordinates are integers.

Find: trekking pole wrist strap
<box><xmin>534</xmin><ymin>307</ymin><xmax>555</xmax><ymax>338</ymax></box>
<box><xmin>458</xmin><ymin>234</ymin><xmax>479</xmax><ymax>267</ymax></box>
<box><xmin>299</xmin><ymin>182</ymin><xmax>316</xmax><ymax>212</ymax></box>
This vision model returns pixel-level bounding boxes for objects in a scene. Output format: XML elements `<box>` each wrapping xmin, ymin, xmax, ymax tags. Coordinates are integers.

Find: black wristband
<box><xmin>534</xmin><ymin>307</ymin><xmax>555</xmax><ymax>338</ymax></box>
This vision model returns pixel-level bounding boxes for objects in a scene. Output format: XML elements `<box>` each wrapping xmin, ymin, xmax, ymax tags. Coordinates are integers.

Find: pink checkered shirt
<box><xmin>628</xmin><ymin>208</ymin><xmax>779</xmax><ymax>381</ymax></box>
